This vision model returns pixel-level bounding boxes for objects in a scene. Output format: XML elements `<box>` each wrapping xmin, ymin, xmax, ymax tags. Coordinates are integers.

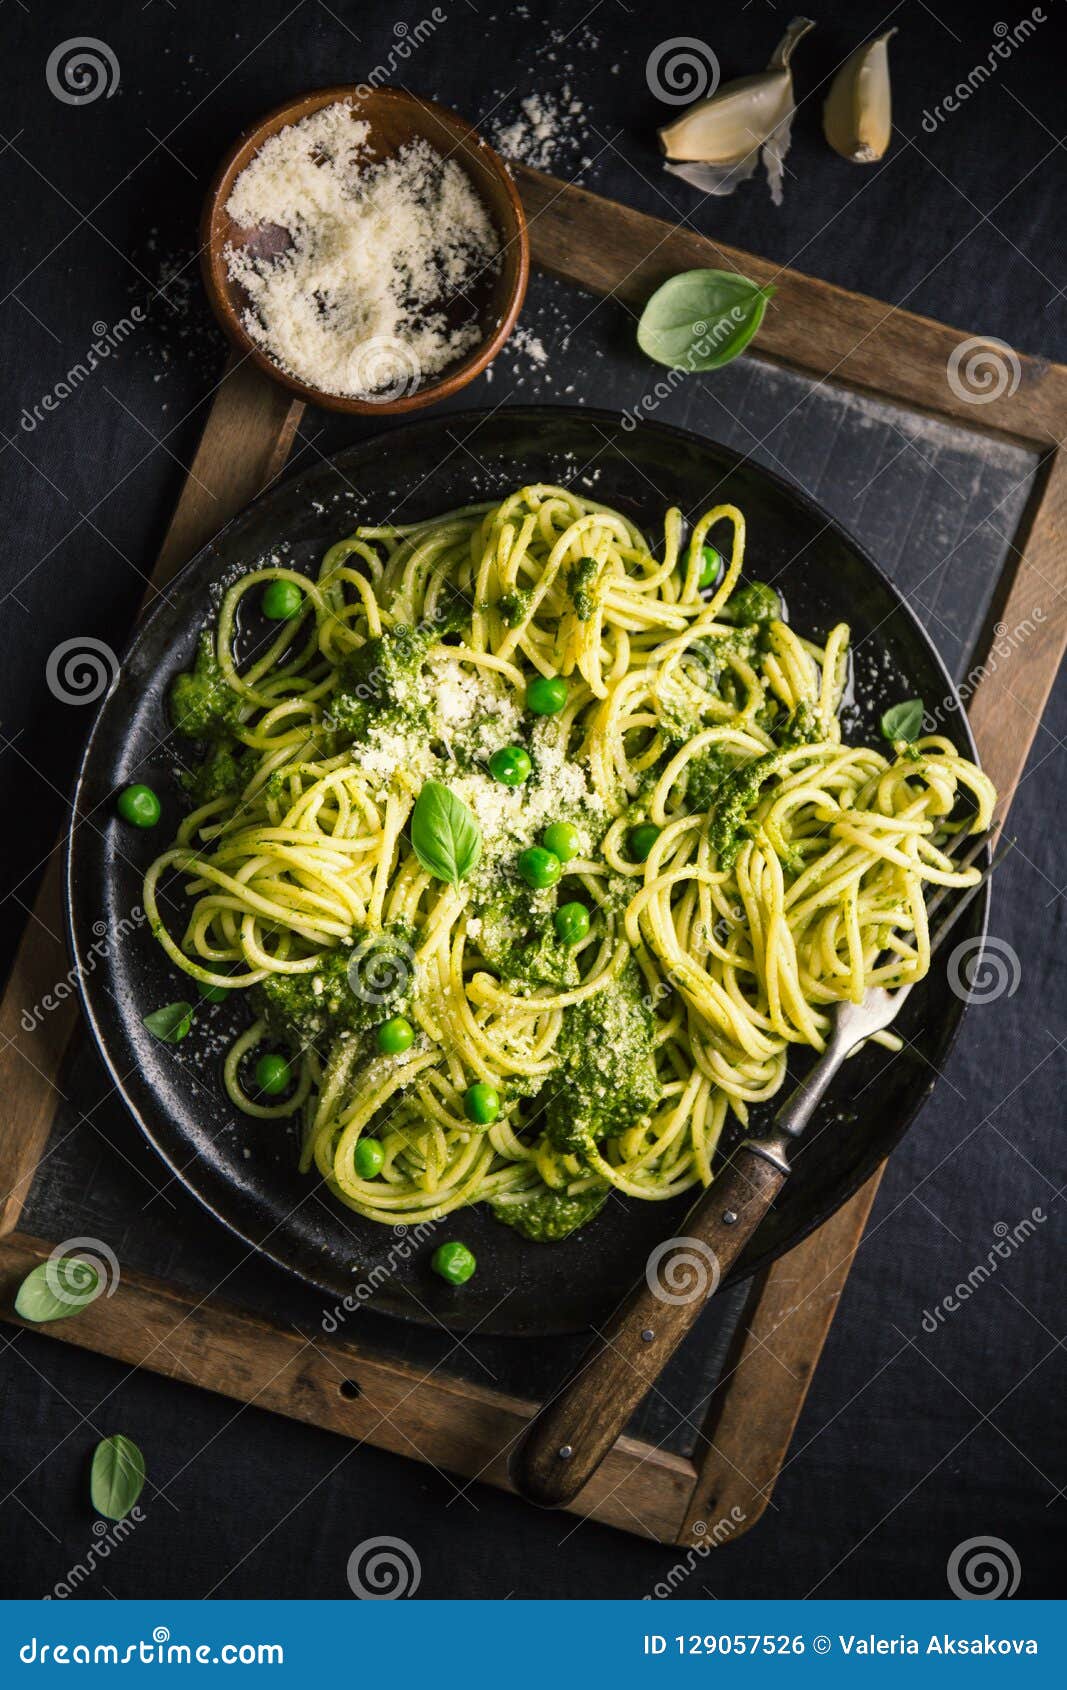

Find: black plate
<box><xmin>67</xmin><ymin>408</ymin><xmax>987</xmax><ymax>1335</ymax></box>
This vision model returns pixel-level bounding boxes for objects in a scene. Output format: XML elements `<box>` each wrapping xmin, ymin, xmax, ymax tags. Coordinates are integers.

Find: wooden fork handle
<box><xmin>510</xmin><ymin>1146</ymin><xmax>788</xmax><ymax>1509</ymax></box>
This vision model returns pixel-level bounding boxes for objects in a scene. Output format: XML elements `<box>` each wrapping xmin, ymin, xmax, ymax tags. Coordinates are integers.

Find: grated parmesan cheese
<box><xmin>487</xmin><ymin>86</ymin><xmax>592</xmax><ymax>172</ymax></box>
<box><xmin>224</xmin><ymin>103</ymin><xmax>500</xmax><ymax>399</ymax></box>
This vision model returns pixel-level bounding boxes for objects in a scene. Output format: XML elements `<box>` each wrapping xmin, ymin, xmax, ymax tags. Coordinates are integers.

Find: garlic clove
<box><xmin>658</xmin><ymin>18</ymin><xmax>815</xmax><ymax>207</ymax></box>
<box><xmin>823</xmin><ymin>29</ymin><xmax>896</xmax><ymax>163</ymax></box>
<box><xmin>664</xmin><ymin>156</ymin><xmax>762</xmax><ymax>198</ymax></box>
<box><xmin>659</xmin><ymin>72</ymin><xmax>794</xmax><ymax>163</ymax></box>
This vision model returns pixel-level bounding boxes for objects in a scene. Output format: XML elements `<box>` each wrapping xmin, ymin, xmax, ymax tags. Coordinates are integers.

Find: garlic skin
<box><xmin>658</xmin><ymin>18</ymin><xmax>815</xmax><ymax>206</ymax></box>
<box><xmin>823</xmin><ymin>30</ymin><xmax>896</xmax><ymax>163</ymax></box>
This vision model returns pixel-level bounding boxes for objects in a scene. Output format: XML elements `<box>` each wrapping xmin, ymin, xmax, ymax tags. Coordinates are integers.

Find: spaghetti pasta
<box><xmin>145</xmin><ymin>485</ymin><xmax>995</xmax><ymax>1242</ymax></box>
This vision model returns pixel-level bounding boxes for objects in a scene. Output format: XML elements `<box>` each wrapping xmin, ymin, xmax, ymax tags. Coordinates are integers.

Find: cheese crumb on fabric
<box><xmin>488</xmin><ymin>87</ymin><xmax>591</xmax><ymax>171</ymax></box>
<box><xmin>224</xmin><ymin>102</ymin><xmax>500</xmax><ymax>398</ymax></box>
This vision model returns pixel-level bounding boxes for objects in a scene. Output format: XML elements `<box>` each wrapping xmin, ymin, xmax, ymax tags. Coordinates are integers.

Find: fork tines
<box><xmin>925</xmin><ymin>828</ymin><xmax>1012</xmax><ymax>961</ymax></box>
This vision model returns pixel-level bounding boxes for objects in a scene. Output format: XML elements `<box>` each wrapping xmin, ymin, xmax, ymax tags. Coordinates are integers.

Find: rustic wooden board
<box><xmin>0</xmin><ymin>1233</ymin><xmax>694</xmax><ymax>1540</ymax></box>
<box><xmin>2</xmin><ymin>170</ymin><xmax>1065</xmax><ymax>1546</ymax></box>
<box><xmin>513</xmin><ymin>165</ymin><xmax>1067</xmax><ymax>449</ymax></box>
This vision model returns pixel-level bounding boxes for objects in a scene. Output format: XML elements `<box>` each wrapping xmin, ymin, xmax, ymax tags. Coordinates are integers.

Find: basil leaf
<box><xmin>880</xmin><ymin>699</ymin><xmax>925</xmax><ymax>743</ymax></box>
<box><xmin>14</xmin><ymin>1257</ymin><xmax>101</xmax><ymax>1323</ymax></box>
<box><xmin>143</xmin><ymin>1001</ymin><xmax>194</xmax><ymax>1043</ymax></box>
<box><xmin>90</xmin><ymin>1434</ymin><xmax>146</xmax><ymax>1521</ymax></box>
<box><xmin>410</xmin><ymin>781</ymin><xmax>482</xmax><ymax>885</ymax></box>
<box><xmin>637</xmin><ymin>270</ymin><xmax>775</xmax><ymax>371</ymax></box>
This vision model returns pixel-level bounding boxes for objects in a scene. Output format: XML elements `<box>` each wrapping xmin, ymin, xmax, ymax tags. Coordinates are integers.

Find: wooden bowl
<box><xmin>201</xmin><ymin>86</ymin><xmax>529</xmax><ymax>415</ymax></box>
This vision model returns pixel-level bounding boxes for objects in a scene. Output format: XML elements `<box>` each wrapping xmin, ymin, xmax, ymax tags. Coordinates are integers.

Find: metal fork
<box><xmin>511</xmin><ymin>829</ymin><xmax>1008</xmax><ymax>1509</ymax></box>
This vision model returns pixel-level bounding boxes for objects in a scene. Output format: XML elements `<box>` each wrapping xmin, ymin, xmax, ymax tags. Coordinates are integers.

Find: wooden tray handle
<box><xmin>510</xmin><ymin>1148</ymin><xmax>787</xmax><ymax>1509</ymax></box>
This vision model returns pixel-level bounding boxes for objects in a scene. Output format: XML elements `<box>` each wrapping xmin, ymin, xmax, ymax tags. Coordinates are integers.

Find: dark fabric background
<box><xmin>0</xmin><ymin>0</ymin><xmax>1063</xmax><ymax>1601</ymax></box>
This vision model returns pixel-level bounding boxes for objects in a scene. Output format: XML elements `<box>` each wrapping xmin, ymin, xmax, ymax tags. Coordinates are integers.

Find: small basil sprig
<box><xmin>90</xmin><ymin>1434</ymin><xmax>146</xmax><ymax>1521</ymax></box>
<box><xmin>14</xmin><ymin>1257</ymin><xmax>101</xmax><ymax>1323</ymax></box>
<box><xmin>410</xmin><ymin>782</ymin><xmax>482</xmax><ymax>885</ymax></box>
<box><xmin>880</xmin><ymin>699</ymin><xmax>925</xmax><ymax>743</ymax></box>
<box><xmin>637</xmin><ymin>269</ymin><xmax>775</xmax><ymax>372</ymax></box>
<box><xmin>143</xmin><ymin>1001</ymin><xmax>194</xmax><ymax>1043</ymax></box>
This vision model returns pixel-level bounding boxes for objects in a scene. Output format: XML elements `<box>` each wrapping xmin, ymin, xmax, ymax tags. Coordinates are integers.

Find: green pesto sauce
<box><xmin>429</xmin><ymin>582</ymin><xmax>471</xmax><ymax>637</ymax></box>
<box><xmin>252</xmin><ymin>922</ymin><xmax>416</xmax><ymax>1045</ymax></box>
<box><xmin>722</xmin><ymin>580</ymin><xmax>782</xmax><ymax>627</ymax></box>
<box><xmin>566</xmin><ymin>556</ymin><xmax>599</xmax><ymax>622</ymax></box>
<box><xmin>170</xmin><ymin>631</ymin><xmax>243</xmax><ymax>741</ymax></box>
<box><xmin>491</xmin><ymin>1184</ymin><xmax>610</xmax><ymax>1242</ymax></box>
<box><xmin>325</xmin><ymin>624</ymin><xmax>434</xmax><ymax>743</ymax></box>
<box><xmin>545</xmin><ymin>961</ymin><xmax>659</xmax><ymax>1153</ymax></box>
<box><xmin>474</xmin><ymin>880</ymin><xmax>578</xmax><ymax>990</ymax></box>
<box><xmin>497</xmin><ymin>588</ymin><xmax>533</xmax><ymax>628</ymax></box>
<box><xmin>657</xmin><ymin>690</ymin><xmax>706</xmax><ymax>750</ymax></box>
<box><xmin>685</xmin><ymin>746</ymin><xmax>734</xmax><ymax>812</ymax></box>
<box><xmin>773</xmin><ymin>700</ymin><xmax>823</xmax><ymax>750</ymax></box>
<box><xmin>182</xmin><ymin>742</ymin><xmax>253</xmax><ymax>806</ymax></box>
<box><xmin>707</xmin><ymin>752</ymin><xmax>782</xmax><ymax>869</ymax></box>
<box><xmin>656</xmin><ymin>635</ymin><xmax>762</xmax><ymax>755</ymax></box>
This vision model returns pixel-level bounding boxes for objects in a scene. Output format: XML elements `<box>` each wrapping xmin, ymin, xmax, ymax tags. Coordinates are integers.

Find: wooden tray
<box><xmin>1</xmin><ymin>167</ymin><xmax>1064</xmax><ymax>1547</ymax></box>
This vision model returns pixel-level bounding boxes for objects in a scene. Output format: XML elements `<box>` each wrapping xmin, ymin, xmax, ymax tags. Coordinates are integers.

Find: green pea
<box><xmin>355</xmin><ymin>1137</ymin><xmax>385</xmax><ymax>1179</ymax></box>
<box><xmin>554</xmin><ymin>901</ymin><xmax>590</xmax><ymax>945</ymax></box>
<box><xmin>431</xmin><ymin>1241</ymin><xmax>477</xmax><ymax>1285</ymax></box>
<box><xmin>464</xmin><ymin>1082</ymin><xmax>500</xmax><ymax>1125</ymax></box>
<box><xmin>698</xmin><ymin>545</ymin><xmax>722</xmax><ymax>590</ymax></box>
<box><xmin>526</xmin><ymin>674</ymin><xmax>568</xmax><ymax>715</ymax></box>
<box><xmin>116</xmin><ymin>784</ymin><xmax>161</xmax><ymax>829</ymax></box>
<box><xmin>262</xmin><ymin>579</ymin><xmax>304</xmax><ymax>620</ymax></box>
<box><xmin>518</xmin><ymin>846</ymin><xmax>562</xmax><ymax>890</ymax></box>
<box><xmin>629</xmin><ymin>823</ymin><xmax>661</xmax><ymax>862</ymax></box>
<box><xmin>199</xmin><ymin>982</ymin><xmax>231</xmax><ymax>1003</ymax></box>
<box><xmin>542</xmin><ymin>821</ymin><xmax>581</xmax><ymax>862</ymax></box>
<box><xmin>377</xmin><ymin>1015</ymin><xmax>414</xmax><ymax>1055</ymax></box>
<box><xmin>488</xmin><ymin>745</ymin><xmax>532</xmax><ymax>786</ymax></box>
<box><xmin>255</xmin><ymin>1053</ymin><xmax>292</xmax><ymax>1095</ymax></box>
